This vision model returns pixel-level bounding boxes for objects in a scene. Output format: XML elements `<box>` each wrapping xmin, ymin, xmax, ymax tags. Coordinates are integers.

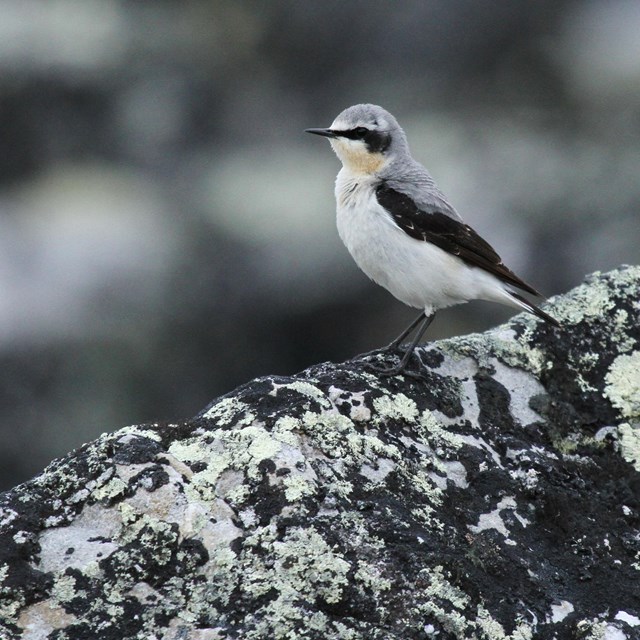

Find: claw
<box><xmin>363</xmin><ymin>358</ymin><xmax>426</xmax><ymax>381</ymax></box>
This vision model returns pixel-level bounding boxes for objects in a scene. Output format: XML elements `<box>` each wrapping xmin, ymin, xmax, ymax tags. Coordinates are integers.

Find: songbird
<box><xmin>306</xmin><ymin>104</ymin><xmax>559</xmax><ymax>375</ymax></box>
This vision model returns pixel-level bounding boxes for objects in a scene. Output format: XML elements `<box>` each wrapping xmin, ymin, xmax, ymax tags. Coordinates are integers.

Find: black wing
<box><xmin>376</xmin><ymin>184</ymin><xmax>541</xmax><ymax>296</ymax></box>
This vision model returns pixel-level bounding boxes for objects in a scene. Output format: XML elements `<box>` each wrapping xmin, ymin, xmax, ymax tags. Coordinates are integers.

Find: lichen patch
<box><xmin>372</xmin><ymin>393</ymin><xmax>418</xmax><ymax>424</ymax></box>
<box><xmin>604</xmin><ymin>352</ymin><xmax>640</xmax><ymax>421</ymax></box>
<box><xmin>617</xmin><ymin>423</ymin><xmax>640</xmax><ymax>471</ymax></box>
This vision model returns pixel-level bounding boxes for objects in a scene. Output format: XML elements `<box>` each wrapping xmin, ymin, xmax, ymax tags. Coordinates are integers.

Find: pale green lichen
<box><xmin>572</xmin><ymin>351</ymin><xmax>601</xmax><ymax>394</ymax></box>
<box><xmin>83</xmin><ymin>560</ymin><xmax>101</xmax><ymax>578</ymax></box>
<box><xmin>510</xmin><ymin>625</ymin><xmax>534</xmax><ymax>640</ymax></box>
<box><xmin>372</xmin><ymin>393</ymin><xmax>418</xmax><ymax>424</ymax></box>
<box><xmin>170</xmin><ymin>422</ymin><xmax>294</xmax><ymax>503</ymax></box>
<box><xmin>271</xmin><ymin>380</ymin><xmax>333</xmax><ymax>410</ymax></box>
<box><xmin>338</xmin><ymin>512</ymin><xmax>386</xmax><ymax>552</ymax></box>
<box><xmin>202</xmin><ymin>397</ymin><xmax>250</xmax><ymax>424</ymax></box>
<box><xmin>0</xmin><ymin>594</ymin><xmax>24</xmax><ymax>620</ymax></box>
<box><xmin>477</xmin><ymin>605</ymin><xmax>533</xmax><ymax>640</ymax></box>
<box><xmin>272</xmin><ymin>415</ymin><xmax>304</xmax><ymax>446</ymax></box>
<box><xmin>168</xmin><ymin>439</ymin><xmax>218</xmax><ymax>468</ymax></box>
<box><xmin>302</xmin><ymin>410</ymin><xmax>402</xmax><ymax>470</ymax></box>
<box><xmin>245</xmin><ymin>426</ymin><xmax>284</xmax><ymax>463</ymax></box>
<box><xmin>551</xmin><ymin>433</ymin><xmax>607</xmax><ymax>456</ymax></box>
<box><xmin>92</xmin><ymin>476</ymin><xmax>128</xmax><ymax>502</ymax></box>
<box><xmin>241</xmin><ymin>525</ymin><xmax>350</xmax><ymax>610</ymax></box>
<box><xmin>301</xmin><ymin>411</ymin><xmax>355</xmax><ymax>457</ymax></box>
<box><xmin>0</xmin><ymin>509</ymin><xmax>19</xmax><ymax>528</ymax></box>
<box><xmin>427</xmin><ymin>566</ymin><xmax>467</xmax><ymax>607</ymax></box>
<box><xmin>331</xmin><ymin>621</ymin><xmax>361</xmax><ymax>640</ymax></box>
<box><xmin>117</xmin><ymin>501</ymin><xmax>137</xmax><ymax>527</ymax></box>
<box><xmin>282</xmin><ymin>474</ymin><xmax>314</xmax><ymax>502</ymax></box>
<box><xmin>576</xmin><ymin>372</ymin><xmax>598</xmax><ymax>394</ymax></box>
<box><xmin>496</xmin><ymin>328</ymin><xmax>551</xmax><ymax>376</ymax></box>
<box><xmin>442</xmin><ymin>327</ymin><xmax>550</xmax><ymax>376</ymax></box>
<box><xmin>167</xmin><ymin>440</ymin><xmax>229</xmax><ymax>507</ymax></box>
<box><xmin>551</xmin><ymin>272</ymin><xmax>616</xmax><ymax>325</ymax></box>
<box><xmin>613</xmin><ymin>309</ymin><xmax>637</xmax><ymax>352</ymax></box>
<box><xmin>224</xmin><ymin>483</ymin><xmax>251</xmax><ymax>506</ymax></box>
<box><xmin>418</xmin><ymin>409</ymin><xmax>464</xmax><ymax>451</ymax></box>
<box><xmin>51</xmin><ymin>574</ymin><xmax>78</xmax><ymax>604</ymax></box>
<box><xmin>618</xmin><ymin>423</ymin><xmax>640</xmax><ymax>471</ymax></box>
<box><xmin>476</xmin><ymin>606</ymin><xmax>507</xmax><ymax>639</ymax></box>
<box><xmin>354</xmin><ymin>560</ymin><xmax>392</xmax><ymax>592</ymax></box>
<box><xmin>417</xmin><ymin>575</ymin><xmax>537</xmax><ymax>639</ymax></box>
<box><xmin>421</xmin><ymin>603</ymin><xmax>470</xmax><ymax>637</ymax></box>
<box><xmin>323</xmin><ymin>478</ymin><xmax>353</xmax><ymax>499</ymax></box>
<box><xmin>555</xmin><ymin>267</ymin><xmax>640</xmax><ymax>355</ymax></box>
<box><xmin>117</xmin><ymin>514</ymin><xmax>177</xmax><ymax>563</ymax></box>
<box><xmin>409</xmin><ymin>468</ymin><xmax>443</xmax><ymax>506</ymax></box>
<box><xmin>604</xmin><ymin>353</ymin><xmax>640</xmax><ymax>421</ymax></box>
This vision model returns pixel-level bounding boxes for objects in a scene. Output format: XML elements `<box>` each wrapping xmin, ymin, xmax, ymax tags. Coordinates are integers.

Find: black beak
<box><xmin>305</xmin><ymin>128</ymin><xmax>338</xmax><ymax>138</ymax></box>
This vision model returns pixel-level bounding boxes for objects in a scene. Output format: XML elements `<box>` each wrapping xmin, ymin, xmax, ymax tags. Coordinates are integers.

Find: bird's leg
<box><xmin>384</xmin><ymin>311</ymin><xmax>428</xmax><ymax>352</ymax></box>
<box><xmin>356</xmin><ymin>311</ymin><xmax>427</xmax><ymax>361</ymax></box>
<box><xmin>367</xmin><ymin>312</ymin><xmax>436</xmax><ymax>376</ymax></box>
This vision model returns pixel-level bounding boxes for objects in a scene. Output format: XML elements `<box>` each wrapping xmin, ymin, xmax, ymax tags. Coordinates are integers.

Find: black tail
<box><xmin>509</xmin><ymin>291</ymin><xmax>561</xmax><ymax>328</ymax></box>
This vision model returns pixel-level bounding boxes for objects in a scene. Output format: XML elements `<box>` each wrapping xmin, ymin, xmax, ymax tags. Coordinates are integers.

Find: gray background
<box><xmin>1</xmin><ymin>0</ymin><xmax>639</xmax><ymax>489</ymax></box>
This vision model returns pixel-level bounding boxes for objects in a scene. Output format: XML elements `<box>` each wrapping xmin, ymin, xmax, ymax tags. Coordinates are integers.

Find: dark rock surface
<box><xmin>1</xmin><ymin>266</ymin><xmax>639</xmax><ymax>639</ymax></box>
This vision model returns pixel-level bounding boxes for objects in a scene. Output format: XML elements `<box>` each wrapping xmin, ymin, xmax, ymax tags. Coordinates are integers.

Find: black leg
<box><xmin>367</xmin><ymin>312</ymin><xmax>436</xmax><ymax>376</ymax></box>
<box><xmin>384</xmin><ymin>311</ymin><xmax>427</xmax><ymax>352</ymax></box>
<box><xmin>392</xmin><ymin>313</ymin><xmax>435</xmax><ymax>372</ymax></box>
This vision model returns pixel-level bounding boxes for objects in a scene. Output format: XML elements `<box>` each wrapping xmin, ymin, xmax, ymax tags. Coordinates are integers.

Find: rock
<box><xmin>1</xmin><ymin>266</ymin><xmax>640</xmax><ymax>640</ymax></box>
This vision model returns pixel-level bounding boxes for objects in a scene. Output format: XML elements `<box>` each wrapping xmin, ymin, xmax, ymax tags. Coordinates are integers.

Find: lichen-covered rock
<box><xmin>1</xmin><ymin>266</ymin><xmax>640</xmax><ymax>640</ymax></box>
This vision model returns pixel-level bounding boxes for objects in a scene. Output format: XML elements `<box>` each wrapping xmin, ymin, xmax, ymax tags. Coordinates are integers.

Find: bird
<box><xmin>305</xmin><ymin>103</ymin><xmax>559</xmax><ymax>376</ymax></box>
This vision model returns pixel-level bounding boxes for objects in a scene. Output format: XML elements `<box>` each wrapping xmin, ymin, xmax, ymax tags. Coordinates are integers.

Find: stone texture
<box><xmin>1</xmin><ymin>266</ymin><xmax>640</xmax><ymax>640</ymax></box>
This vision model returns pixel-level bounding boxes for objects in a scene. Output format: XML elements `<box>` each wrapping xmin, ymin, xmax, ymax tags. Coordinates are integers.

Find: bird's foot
<box><xmin>363</xmin><ymin>360</ymin><xmax>426</xmax><ymax>381</ymax></box>
<box><xmin>362</xmin><ymin>349</ymin><xmax>427</xmax><ymax>380</ymax></box>
<box><xmin>364</xmin><ymin>360</ymin><xmax>406</xmax><ymax>376</ymax></box>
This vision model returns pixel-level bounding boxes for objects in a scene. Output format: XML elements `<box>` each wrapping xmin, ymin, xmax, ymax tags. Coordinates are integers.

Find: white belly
<box><xmin>335</xmin><ymin>174</ymin><xmax>508</xmax><ymax>314</ymax></box>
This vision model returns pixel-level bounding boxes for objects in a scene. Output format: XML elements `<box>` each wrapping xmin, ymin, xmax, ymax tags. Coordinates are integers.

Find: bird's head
<box><xmin>306</xmin><ymin>104</ymin><xmax>408</xmax><ymax>176</ymax></box>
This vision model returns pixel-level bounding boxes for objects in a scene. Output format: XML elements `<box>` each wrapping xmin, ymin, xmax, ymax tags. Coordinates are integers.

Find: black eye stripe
<box><xmin>339</xmin><ymin>128</ymin><xmax>371</xmax><ymax>140</ymax></box>
<box><xmin>336</xmin><ymin>128</ymin><xmax>392</xmax><ymax>154</ymax></box>
<box><xmin>336</xmin><ymin>127</ymin><xmax>392</xmax><ymax>139</ymax></box>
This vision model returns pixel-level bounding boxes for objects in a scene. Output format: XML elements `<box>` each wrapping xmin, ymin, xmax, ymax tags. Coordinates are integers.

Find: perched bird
<box><xmin>306</xmin><ymin>103</ymin><xmax>559</xmax><ymax>375</ymax></box>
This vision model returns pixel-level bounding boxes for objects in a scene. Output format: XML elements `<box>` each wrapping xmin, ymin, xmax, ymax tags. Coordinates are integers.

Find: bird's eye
<box><xmin>354</xmin><ymin>127</ymin><xmax>369</xmax><ymax>138</ymax></box>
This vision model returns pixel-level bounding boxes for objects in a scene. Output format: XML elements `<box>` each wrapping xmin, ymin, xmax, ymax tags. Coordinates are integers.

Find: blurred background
<box><xmin>1</xmin><ymin>0</ymin><xmax>639</xmax><ymax>489</ymax></box>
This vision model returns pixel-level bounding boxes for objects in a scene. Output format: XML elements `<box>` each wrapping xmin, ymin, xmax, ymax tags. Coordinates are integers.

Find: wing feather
<box><xmin>376</xmin><ymin>185</ymin><xmax>541</xmax><ymax>296</ymax></box>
